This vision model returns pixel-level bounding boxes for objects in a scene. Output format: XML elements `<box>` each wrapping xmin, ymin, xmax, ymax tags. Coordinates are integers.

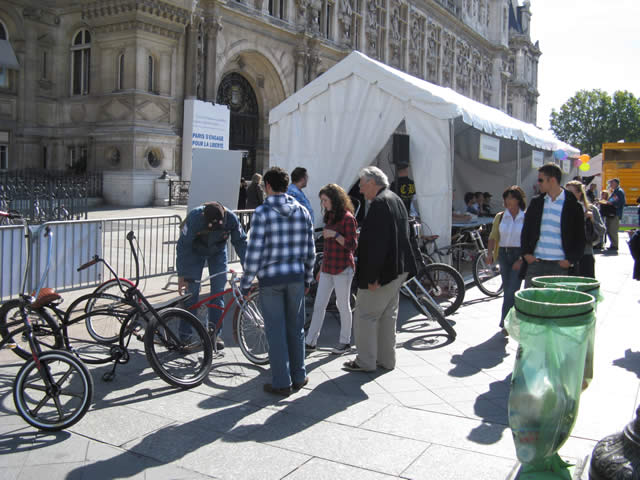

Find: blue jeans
<box><xmin>259</xmin><ymin>281</ymin><xmax>307</xmax><ymax>389</ymax></box>
<box><xmin>498</xmin><ymin>247</ymin><xmax>523</xmax><ymax>325</ymax></box>
<box><xmin>183</xmin><ymin>254</ymin><xmax>228</xmax><ymax>331</ymax></box>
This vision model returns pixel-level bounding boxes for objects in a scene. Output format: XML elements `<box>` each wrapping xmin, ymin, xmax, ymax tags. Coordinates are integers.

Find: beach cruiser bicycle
<box><xmin>0</xmin><ymin>211</ymin><xmax>93</xmax><ymax>431</ymax></box>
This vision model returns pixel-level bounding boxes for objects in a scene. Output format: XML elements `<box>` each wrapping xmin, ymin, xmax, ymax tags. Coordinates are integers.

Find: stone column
<box><xmin>204</xmin><ymin>18</ymin><xmax>222</xmax><ymax>102</ymax></box>
<box><xmin>184</xmin><ymin>22</ymin><xmax>199</xmax><ymax>98</ymax></box>
<box><xmin>294</xmin><ymin>47</ymin><xmax>307</xmax><ymax>91</ymax></box>
<box><xmin>159</xmin><ymin>51</ymin><xmax>171</xmax><ymax>96</ymax></box>
<box><xmin>23</xmin><ymin>22</ymin><xmax>37</xmax><ymax>125</ymax></box>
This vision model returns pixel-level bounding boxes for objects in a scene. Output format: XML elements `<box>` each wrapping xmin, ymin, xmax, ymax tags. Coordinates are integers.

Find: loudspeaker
<box><xmin>392</xmin><ymin>133</ymin><xmax>410</xmax><ymax>166</ymax></box>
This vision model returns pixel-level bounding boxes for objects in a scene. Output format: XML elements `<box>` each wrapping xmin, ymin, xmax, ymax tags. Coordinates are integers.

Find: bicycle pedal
<box><xmin>2</xmin><ymin>342</ymin><xmax>18</xmax><ymax>350</ymax></box>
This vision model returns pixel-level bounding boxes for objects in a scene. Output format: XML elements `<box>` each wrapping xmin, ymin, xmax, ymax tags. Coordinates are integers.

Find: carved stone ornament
<box><xmin>338</xmin><ymin>0</ymin><xmax>353</xmax><ymax>40</ymax></box>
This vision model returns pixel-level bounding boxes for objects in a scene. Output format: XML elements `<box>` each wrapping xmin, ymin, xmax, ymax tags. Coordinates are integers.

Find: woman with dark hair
<box><xmin>566</xmin><ymin>180</ymin><xmax>605</xmax><ymax>278</ymax></box>
<box><xmin>486</xmin><ymin>185</ymin><xmax>527</xmax><ymax>332</ymax></box>
<box><xmin>305</xmin><ymin>184</ymin><xmax>358</xmax><ymax>354</ymax></box>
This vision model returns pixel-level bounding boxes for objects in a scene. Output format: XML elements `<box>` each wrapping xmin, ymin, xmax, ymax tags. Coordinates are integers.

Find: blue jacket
<box><xmin>240</xmin><ymin>194</ymin><xmax>315</xmax><ymax>294</ymax></box>
<box><xmin>608</xmin><ymin>186</ymin><xmax>626</xmax><ymax>219</ymax></box>
<box><xmin>287</xmin><ymin>183</ymin><xmax>314</xmax><ymax>223</ymax></box>
<box><xmin>177</xmin><ymin>205</ymin><xmax>247</xmax><ymax>280</ymax></box>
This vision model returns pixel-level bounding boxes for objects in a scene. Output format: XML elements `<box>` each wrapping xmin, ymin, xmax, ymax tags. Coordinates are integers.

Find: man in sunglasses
<box><xmin>520</xmin><ymin>163</ymin><xmax>585</xmax><ymax>287</ymax></box>
<box><xmin>177</xmin><ymin>201</ymin><xmax>247</xmax><ymax>349</ymax></box>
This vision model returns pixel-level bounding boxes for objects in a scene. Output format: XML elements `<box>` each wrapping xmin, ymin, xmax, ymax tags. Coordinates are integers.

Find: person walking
<box><xmin>565</xmin><ymin>180</ymin><xmax>605</xmax><ymax>278</ymax></box>
<box><xmin>305</xmin><ymin>184</ymin><xmax>358</xmax><ymax>354</ymax></box>
<box><xmin>240</xmin><ymin>167</ymin><xmax>315</xmax><ymax>396</ymax></box>
<box><xmin>287</xmin><ymin>167</ymin><xmax>314</xmax><ymax>223</ymax></box>
<box><xmin>177</xmin><ymin>202</ymin><xmax>247</xmax><ymax>349</ymax></box>
<box><xmin>237</xmin><ymin>178</ymin><xmax>247</xmax><ymax>210</ymax></box>
<box><xmin>605</xmin><ymin>178</ymin><xmax>626</xmax><ymax>253</ymax></box>
<box><xmin>343</xmin><ymin>166</ymin><xmax>416</xmax><ymax>373</ymax></box>
<box><xmin>486</xmin><ymin>185</ymin><xmax>526</xmax><ymax>331</ymax></box>
<box><xmin>520</xmin><ymin>163</ymin><xmax>585</xmax><ymax>288</ymax></box>
<box><xmin>246</xmin><ymin>173</ymin><xmax>265</xmax><ymax>209</ymax></box>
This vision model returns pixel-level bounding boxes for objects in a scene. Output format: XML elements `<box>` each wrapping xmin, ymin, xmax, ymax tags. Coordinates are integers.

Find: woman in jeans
<box><xmin>305</xmin><ymin>184</ymin><xmax>358</xmax><ymax>354</ymax></box>
<box><xmin>565</xmin><ymin>180</ymin><xmax>605</xmax><ymax>278</ymax></box>
<box><xmin>486</xmin><ymin>186</ymin><xmax>526</xmax><ymax>332</ymax></box>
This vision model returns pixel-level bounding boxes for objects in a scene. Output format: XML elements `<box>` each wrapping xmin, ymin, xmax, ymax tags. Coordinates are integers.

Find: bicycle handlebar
<box><xmin>77</xmin><ymin>255</ymin><xmax>99</xmax><ymax>272</ymax></box>
<box><xmin>0</xmin><ymin>210</ymin><xmax>22</xmax><ymax>220</ymax></box>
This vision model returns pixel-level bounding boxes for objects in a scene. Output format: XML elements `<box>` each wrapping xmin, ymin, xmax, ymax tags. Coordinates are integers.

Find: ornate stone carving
<box><xmin>409</xmin><ymin>14</ymin><xmax>424</xmax><ymax>77</ymax></box>
<box><xmin>426</xmin><ymin>19</ymin><xmax>441</xmax><ymax>83</ymax></box>
<box><xmin>82</xmin><ymin>0</ymin><xmax>191</xmax><ymax>25</ymax></box>
<box><xmin>92</xmin><ymin>20</ymin><xmax>183</xmax><ymax>40</ymax></box>
<box><xmin>338</xmin><ymin>0</ymin><xmax>354</xmax><ymax>41</ymax></box>
<box><xmin>295</xmin><ymin>0</ymin><xmax>323</xmax><ymax>31</ymax></box>
<box><xmin>441</xmin><ymin>30</ymin><xmax>454</xmax><ymax>87</ymax></box>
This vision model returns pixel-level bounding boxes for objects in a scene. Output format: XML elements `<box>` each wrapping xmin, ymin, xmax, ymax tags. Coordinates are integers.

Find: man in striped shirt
<box><xmin>521</xmin><ymin>163</ymin><xmax>585</xmax><ymax>287</ymax></box>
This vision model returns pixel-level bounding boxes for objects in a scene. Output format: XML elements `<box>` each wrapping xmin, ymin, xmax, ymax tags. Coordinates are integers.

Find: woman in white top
<box><xmin>487</xmin><ymin>185</ymin><xmax>527</xmax><ymax>330</ymax></box>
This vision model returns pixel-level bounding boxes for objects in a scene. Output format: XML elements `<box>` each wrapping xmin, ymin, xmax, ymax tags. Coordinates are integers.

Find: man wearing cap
<box><xmin>605</xmin><ymin>178</ymin><xmax>626</xmax><ymax>252</ymax></box>
<box><xmin>177</xmin><ymin>202</ymin><xmax>247</xmax><ymax>349</ymax></box>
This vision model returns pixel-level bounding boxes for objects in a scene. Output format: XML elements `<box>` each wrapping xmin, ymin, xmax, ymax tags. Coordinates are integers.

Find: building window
<box><xmin>146</xmin><ymin>148</ymin><xmax>161</xmax><ymax>168</ymax></box>
<box><xmin>42</xmin><ymin>51</ymin><xmax>47</xmax><ymax>80</ymax></box>
<box><xmin>68</xmin><ymin>145</ymin><xmax>88</xmax><ymax>173</ymax></box>
<box><xmin>71</xmin><ymin>29</ymin><xmax>91</xmax><ymax>95</ymax></box>
<box><xmin>117</xmin><ymin>53</ymin><xmax>124</xmax><ymax>90</ymax></box>
<box><xmin>147</xmin><ymin>55</ymin><xmax>154</xmax><ymax>92</ymax></box>
<box><xmin>0</xmin><ymin>21</ymin><xmax>8</xmax><ymax>88</ymax></box>
<box><xmin>0</xmin><ymin>144</ymin><xmax>8</xmax><ymax>170</ymax></box>
<box><xmin>268</xmin><ymin>0</ymin><xmax>286</xmax><ymax>19</ymax></box>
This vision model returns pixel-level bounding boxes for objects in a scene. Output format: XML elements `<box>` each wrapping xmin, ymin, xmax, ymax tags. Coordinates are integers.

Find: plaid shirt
<box><xmin>240</xmin><ymin>193</ymin><xmax>315</xmax><ymax>293</ymax></box>
<box><xmin>321</xmin><ymin>211</ymin><xmax>358</xmax><ymax>275</ymax></box>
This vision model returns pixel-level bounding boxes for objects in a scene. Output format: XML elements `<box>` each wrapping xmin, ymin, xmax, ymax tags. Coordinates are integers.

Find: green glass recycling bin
<box><xmin>505</xmin><ymin>288</ymin><xmax>596</xmax><ymax>479</ymax></box>
<box><xmin>531</xmin><ymin>276</ymin><xmax>601</xmax><ymax>389</ymax></box>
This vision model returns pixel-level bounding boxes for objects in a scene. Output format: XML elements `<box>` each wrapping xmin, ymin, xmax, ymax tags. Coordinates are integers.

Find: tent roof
<box><xmin>270</xmin><ymin>51</ymin><xmax>578</xmax><ymax>154</ymax></box>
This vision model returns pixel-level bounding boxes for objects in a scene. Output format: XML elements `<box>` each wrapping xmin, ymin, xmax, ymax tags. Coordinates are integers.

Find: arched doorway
<box><xmin>216</xmin><ymin>73</ymin><xmax>258</xmax><ymax>179</ymax></box>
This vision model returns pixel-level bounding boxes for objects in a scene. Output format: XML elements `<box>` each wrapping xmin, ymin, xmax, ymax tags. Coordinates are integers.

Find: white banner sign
<box><xmin>479</xmin><ymin>134</ymin><xmax>500</xmax><ymax>162</ymax></box>
<box><xmin>532</xmin><ymin>150</ymin><xmax>544</xmax><ymax>168</ymax></box>
<box><xmin>181</xmin><ymin>100</ymin><xmax>230</xmax><ymax>180</ymax></box>
<box><xmin>562</xmin><ymin>159</ymin><xmax>570</xmax><ymax>173</ymax></box>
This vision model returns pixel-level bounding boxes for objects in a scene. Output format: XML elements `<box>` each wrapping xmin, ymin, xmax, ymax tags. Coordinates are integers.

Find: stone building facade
<box><xmin>0</xmin><ymin>0</ymin><xmax>539</xmax><ymax>204</ymax></box>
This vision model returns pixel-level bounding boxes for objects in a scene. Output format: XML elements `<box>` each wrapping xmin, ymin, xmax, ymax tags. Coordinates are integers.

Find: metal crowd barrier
<box><xmin>1</xmin><ymin>211</ymin><xmax>256</xmax><ymax>302</ymax></box>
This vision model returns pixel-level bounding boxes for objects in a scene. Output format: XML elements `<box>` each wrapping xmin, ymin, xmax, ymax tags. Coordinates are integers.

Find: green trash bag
<box><xmin>505</xmin><ymin>288</ymin><xmax>596</xmax><ymax>479</ymax></box>
<box><xmin>531</xmin><ymin>276</ymin><xmax>602</xmax><ymax>390</ymax></box>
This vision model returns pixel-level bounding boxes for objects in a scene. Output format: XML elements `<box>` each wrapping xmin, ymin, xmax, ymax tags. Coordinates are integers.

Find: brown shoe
<box><xmin>263</xmin><ymin>383</ymin><xmax>292</xmax><ymax>396</ymax></box>
<box><xmin>292</xmin><ymin>377</ymin><xmax>309</xmax><ymax>391</ymax></box>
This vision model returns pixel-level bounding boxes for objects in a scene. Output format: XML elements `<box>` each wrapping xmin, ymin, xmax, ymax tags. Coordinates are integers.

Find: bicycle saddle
<box><xmin>31</xmin><ymin>288</ymin><xmax>62</xmax><ymax>308</ymax></box>
<box><xmin>422</xmin><ymin>235</ymin><xmax>439</xmax><ymax>241</ymax></box>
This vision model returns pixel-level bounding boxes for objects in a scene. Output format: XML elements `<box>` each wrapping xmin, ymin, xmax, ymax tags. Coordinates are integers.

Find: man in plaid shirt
<box><xmin>241</xmin><ymin>166</ymin><xmax>315</xmax><ymax>396</ymax></box>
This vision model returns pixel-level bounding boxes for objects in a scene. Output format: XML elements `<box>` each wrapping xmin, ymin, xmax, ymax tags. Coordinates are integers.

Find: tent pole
<box><xmin>516</xmin><ymin>139</ymin><xmax>521</xmax><ymax>186</ymax></box>
<box><xmin>449</xmin><ymin>119</ymin><xmax>455</xmax><ymax>193</ymax></box>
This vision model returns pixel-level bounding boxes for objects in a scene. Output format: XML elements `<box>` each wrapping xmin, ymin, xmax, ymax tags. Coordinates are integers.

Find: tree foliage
<box><xmin>549</xmin><ymin>89</ymin><xmax>640</xmax><ymax>157</ymax></box>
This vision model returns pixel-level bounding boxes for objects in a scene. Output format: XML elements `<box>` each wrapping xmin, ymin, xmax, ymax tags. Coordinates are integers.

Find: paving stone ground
<box><xmin>1</xmin><ymin>206</ymin><xmax>638</xmax><ymax>479</ymax></box>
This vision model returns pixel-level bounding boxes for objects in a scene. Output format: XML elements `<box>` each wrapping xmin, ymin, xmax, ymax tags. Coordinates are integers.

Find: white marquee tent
<box><xmin>269</xmin><ymin>51</ymin><xmax>579</xmax><ymax>244</ymax></box>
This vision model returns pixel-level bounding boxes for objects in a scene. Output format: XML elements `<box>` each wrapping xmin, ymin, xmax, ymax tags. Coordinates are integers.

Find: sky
<box><xmin>528</xmin><ymin>0</ymin><xmax>640</xmax><ymax>132</ymax></box>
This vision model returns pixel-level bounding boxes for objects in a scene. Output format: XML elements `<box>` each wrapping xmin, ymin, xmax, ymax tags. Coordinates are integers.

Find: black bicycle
<box><xmin>0</xmin><ymin>211</ymin><xmax>93</xmax><ymax>431</ymax></box>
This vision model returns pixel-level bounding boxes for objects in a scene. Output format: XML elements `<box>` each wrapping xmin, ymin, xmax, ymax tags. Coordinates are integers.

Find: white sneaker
<box><xmin>331</xmin><ymin>343</ymin><xmax>351</xmax><ymax>355</ymax></box>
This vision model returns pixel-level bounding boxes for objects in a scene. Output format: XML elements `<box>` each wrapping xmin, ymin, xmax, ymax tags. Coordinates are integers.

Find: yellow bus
<box><xmin>602</xmin><ymin>143</ymin><xmax>640</xmax><ymax>204</ymax></box>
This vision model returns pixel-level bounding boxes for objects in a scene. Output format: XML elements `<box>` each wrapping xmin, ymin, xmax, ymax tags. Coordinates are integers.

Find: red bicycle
<box><xmin>86</xmin><ymin>270</ymin><xmax>269</xmax><ymax>365</ymax></box>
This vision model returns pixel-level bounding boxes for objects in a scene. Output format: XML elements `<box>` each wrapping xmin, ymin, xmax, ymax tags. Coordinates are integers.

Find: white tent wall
<box><xmin>269</xmin><ymin>73</ymin><xmax>408</xmax><ymax>226</ymax></box>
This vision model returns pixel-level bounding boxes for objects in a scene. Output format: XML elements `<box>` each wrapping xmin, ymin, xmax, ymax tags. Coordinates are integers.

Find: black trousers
<box><xmin>577</xmin><ymin>254</ymin><xmax>595</xmax><ymax>278</ymax></box>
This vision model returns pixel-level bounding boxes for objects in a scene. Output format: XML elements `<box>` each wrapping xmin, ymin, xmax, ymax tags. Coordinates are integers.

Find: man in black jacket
<box><xmin>343</xmin><ymin>166</ymin><xmax>416</xmax><ymax>373</ymax></box>
<box><xmin>521</xmin><ymin>163</ymin><xmax>585</xmax><ymax>287</ymax></box>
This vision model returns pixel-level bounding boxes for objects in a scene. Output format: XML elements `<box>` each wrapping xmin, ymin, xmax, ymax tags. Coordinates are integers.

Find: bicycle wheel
<box><xmin>473</xmin><ymin>250</ymin><xmax>503</xmax><ymax>297</ymax></box>
<box><xmin>0</xmin><ymin>300</ymin><xmax>62</xmax><ymax>360</ymax></box>
<box><xmin>233</xmin><ymin>290</ymin><xmax>269</xmax><ymax>365</ymax></box>
<box><xmin>13</xmin><ymin>350</ymin><xmax>93</xmax><ymax>431</ymax></box>
<box><xmin>411</xmin><ymin>293</ymin><xmax>456</xmax><ymax>339</ymax></box>
<box><xmin>85</xmin><ymin>279</ymin><xmax>135</xmax><ymax>343</ymax></box>
<box><xmin>144</xmin><ymin>308</ymin><xmax>212</xmax><ymax>389</ymax></box>
<box><xmin>63</xmin><ymin>293</ymin><xmax>132</xmax><ymax>364</ymax></box>
<box><xmin>417</xmin><ymin>263</ymin><xmax>465</xmax><ymax>316</ymax></box>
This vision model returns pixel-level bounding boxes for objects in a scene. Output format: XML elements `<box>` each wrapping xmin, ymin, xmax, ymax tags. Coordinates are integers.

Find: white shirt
<box><xmin>534</xmin><ymin>190</ymin><xmax>566</xmax><ymax>260</ymax></box>
<box><xmin>499</xmin><ymin>209</ymin><xmax>525</xmax><ymax>247</ymax></box>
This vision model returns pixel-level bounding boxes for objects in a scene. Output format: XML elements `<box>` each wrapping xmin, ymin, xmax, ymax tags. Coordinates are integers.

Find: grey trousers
<box><xmin>353</xmin><ymin>273</ymin><xmax>408</xmax><ymax>371</ymax></box>
<box><xmin>523</xmin><ymin>260</ymin><xmax>570</xmax><ymax>288</ymax></box>
<box><xmin>605</xmin><ymin>216</ymin><xmax>620</xmax><ymax>249</ymax></box>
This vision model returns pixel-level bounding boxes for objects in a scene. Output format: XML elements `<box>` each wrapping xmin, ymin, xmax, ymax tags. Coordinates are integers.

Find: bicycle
<box><xmin>183</xmin><ymin>270</ymin><xmax>269</xmax><ymax>365</ymax></box>
<box><xmin>1</xmin><ymin>231</ymin><xmax>214</xmax><ymax>389</ymax></box>
<box><xmin>421</xmin><ymin>224</ymin><xmax>503</xmax><ymax>297</ymax></box>
<box><xmin>406</xmin><ymin>219</ymin><xmax>465</xmax><ymax>315</ymax></box>
<box><xmin>0</xmin><ymin>211</ymin><xmax>93</xmax><ymax>431</ymax></box>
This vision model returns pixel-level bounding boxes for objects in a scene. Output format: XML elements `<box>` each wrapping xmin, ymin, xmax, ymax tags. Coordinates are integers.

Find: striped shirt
<box><xmin>534</xmin><ymin>190</ymin><xmax>565</xmax><ymax>260</ymax></box>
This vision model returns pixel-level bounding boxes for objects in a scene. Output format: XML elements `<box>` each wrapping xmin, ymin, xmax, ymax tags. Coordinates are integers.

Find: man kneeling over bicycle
<box><xmin>177</xmin><ymin>201</ymin><xmax>247</xmax><ymax>349</ymax></box>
